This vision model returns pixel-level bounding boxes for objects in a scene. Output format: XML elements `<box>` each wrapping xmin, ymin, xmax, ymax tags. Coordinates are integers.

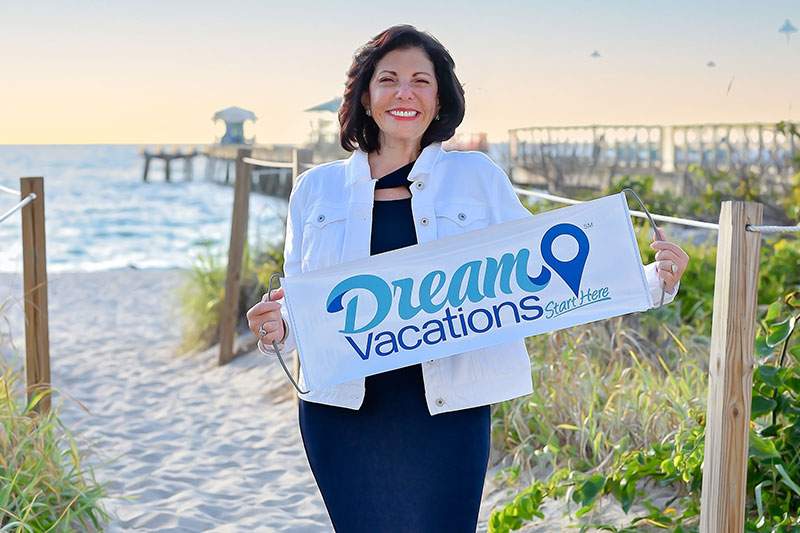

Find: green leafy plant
<box><xmin>0</xmin><ymin>368</ymin><xmax>109</xmax><ymax>531</ymax></box>
<box><xmin>174</xmin><ymin>237</ymin><xmax>286</xmax><ymax>354</ymax></box>
<box><xmin>491</xmin><ymin>124</ymin><xmax>800</xmax><ymax>529</ymax></box>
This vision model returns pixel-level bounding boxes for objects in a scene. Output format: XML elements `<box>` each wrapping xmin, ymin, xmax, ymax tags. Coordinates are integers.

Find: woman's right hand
<box><xmin>246</xmin><ymin>287</ymin><xmax>287</xmax><ymax>345</ymax></box>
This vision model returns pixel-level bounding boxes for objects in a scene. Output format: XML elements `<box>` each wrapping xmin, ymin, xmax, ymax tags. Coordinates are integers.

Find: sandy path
<box><xmin>1</xmin><ymin>269</ymin><xmax>332</xmax><ymax>532</ymax></box>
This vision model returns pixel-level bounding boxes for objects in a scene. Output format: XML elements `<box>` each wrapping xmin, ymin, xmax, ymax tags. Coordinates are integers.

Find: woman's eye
<box><xmin>379</xmin><ymin>78</ymin><xmax>393</xmax><ymax>82</ymax></box>
<box><xmin>415</xmin><ymin>79</ymin><xmax>429</xmax><ymax>84</ymax></box>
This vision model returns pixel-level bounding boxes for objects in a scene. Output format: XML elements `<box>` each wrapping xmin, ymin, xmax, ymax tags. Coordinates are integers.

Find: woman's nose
<box><xmin>395</xmin><ymin>82</ymin><xmax>414</xmax><ymax>98</ymax></box>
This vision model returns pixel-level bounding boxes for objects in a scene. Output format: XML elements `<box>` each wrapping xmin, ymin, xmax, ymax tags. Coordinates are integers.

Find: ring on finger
<box><xmin>258</xmin><ymin>322</ymin><xmax>268</xmax><ymax>338</ymax></box>
<box><xmin>670</xmin><ymin>262</ymin><xmax>677</xmax><ymax>274</ymax></box>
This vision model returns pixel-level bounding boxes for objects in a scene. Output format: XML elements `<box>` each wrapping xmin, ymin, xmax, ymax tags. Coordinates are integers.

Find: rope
<box><xmin>514</xmin><ymin>187</ymin><xmax>720</xmax><ymax>230</ymax></box>
<box><xmin>243</xmin><ymin>157</ymin><xmax>315</xmax><ymax>170</ymax></box>
<box><xmin>0</xmin><ymin>184</ymin><xmax>20</xmax><ymax>196</ymax></box>
<box><xmin>0</xmin><ymin>193</ymin><xmax>36</xmax><ymax>225</ymax></box>
<box><xmin>242</xmin><ymin>157</ymin><xmax>294</xmax><ymax>169</ymax></box>
<box><xmin>746</xmin><ymin>225</ymin><xmax>800</xmax><ymax>234</ymax></box>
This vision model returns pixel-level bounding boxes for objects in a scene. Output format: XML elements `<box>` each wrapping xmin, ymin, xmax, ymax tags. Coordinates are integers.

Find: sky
<box><xmin>1</xmin><ymin>0</ymin><xmax>798</xmax><ymax>145</ymax></box>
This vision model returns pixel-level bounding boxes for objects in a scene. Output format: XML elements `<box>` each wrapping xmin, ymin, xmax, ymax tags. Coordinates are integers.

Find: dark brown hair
<box><xmin>339</xmin><ymin>25</ymin><xmax>465</xmax><ymax>153</ymax></box>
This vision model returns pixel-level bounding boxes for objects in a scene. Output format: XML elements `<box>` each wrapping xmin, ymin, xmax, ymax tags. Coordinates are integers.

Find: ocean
<box><xmin>0</xmin><ymin>145</ymin><xmax>288</xmax><ymax>273</ymax></box>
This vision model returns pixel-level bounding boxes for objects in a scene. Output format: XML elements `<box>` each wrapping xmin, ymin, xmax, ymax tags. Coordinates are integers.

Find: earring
<box><xmin>365</xmin><ymin>108</ymin><xmax>372</xmax><ymax>117</ymax></box>
<box><xmin>435</xmin><ymin>113</ymin><xmax>440</xmax><ymax>121</ymax></box>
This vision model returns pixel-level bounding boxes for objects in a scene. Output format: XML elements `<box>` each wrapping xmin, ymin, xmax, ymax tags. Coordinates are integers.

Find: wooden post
<box><xmin>219</xmin><ymin>148</ymin><xmax>252</xmax><ymax>365</ymax></box>
<box><xmin>291</xmin><ymin>148</ymin><xmax>312</xmax><ymax>188</ymax></box>
<box><xmin>142</xmin><ymin>154</ymin><xmax>151</xmax><ymax>182</ymax></box>
<box><xmin>164</xmin><ymin>156</ymin><xmax>172</xmax><ymax>182</ymax></box>
<box><xmin>20</xmin><ymin>177</ymin><xmax>51</xmax><ymax>413</ymax></box>
<box><xmin>700</xmin><ymin>201</ymin><xmax>763</xmax><ymax>533</ymax></box>
<box><xmin>183</xmin><ymin>153</ymin><xmax>193</xmax><ymax>181</ymax></box>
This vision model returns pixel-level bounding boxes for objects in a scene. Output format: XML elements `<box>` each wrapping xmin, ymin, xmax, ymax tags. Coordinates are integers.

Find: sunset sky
<box><xmin>2</xmin><ymin>0</ymin><xmax>798</xmax><ymax>145</ymax></box>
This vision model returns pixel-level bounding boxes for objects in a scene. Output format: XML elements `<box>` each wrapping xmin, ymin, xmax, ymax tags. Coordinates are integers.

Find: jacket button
<box><xmin>415</xmin><ymin>181</ymin><xmax>425</xmax><ymax>190</ymax></box>
<box><xmin>457</xmin><ymin>212</ymin><xmax>467</xmax><ymax>221</ymax></box>
<box><xmin>420</xmin><ymin>217</ymin><xmax>429</xmax><ymax>226</ymax></box>
<box><xmin>317</xmin><ymin>214</ymin><xmax>326</xmax><ymax>223</ymax></box>
<box><xmin>435</xmin><ymin>397</ymin><xmax>445</xmax><ymax>407</ymax></box>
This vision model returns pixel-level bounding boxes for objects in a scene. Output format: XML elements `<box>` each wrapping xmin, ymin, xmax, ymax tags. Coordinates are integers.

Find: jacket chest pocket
<box><xmin>434</xmin><ymin>202</ymin><xmax>490</xmax><ymax>238</ymax></box>
<box><xmin>301</xmin><ymin>204</ymin><xmax>348</xmax><ymax>272</ymax></box>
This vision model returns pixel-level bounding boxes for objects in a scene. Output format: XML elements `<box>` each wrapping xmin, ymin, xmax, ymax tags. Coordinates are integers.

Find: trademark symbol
<box><xmin>582</xmin><ymin>222</ymin><xmax>593</xmax><ymax>230</ymax></box>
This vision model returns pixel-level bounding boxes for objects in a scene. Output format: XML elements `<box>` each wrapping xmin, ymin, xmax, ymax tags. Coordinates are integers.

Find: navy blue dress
<box><xmin>298</xmin><ymin>160</ymin><xmax>491</xmax><ymax>533</ymax></box>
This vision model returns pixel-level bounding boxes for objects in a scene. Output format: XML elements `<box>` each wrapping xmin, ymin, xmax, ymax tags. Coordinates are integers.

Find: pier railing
<box><xmin>205</xmin><ymin>145</ymin><xmax>313</xmax><ymax>200</ymax></box>
<box><xmin>509</xmin><ymin>122</ymin><xmax>798</xmax><ymax>194</ymax></box>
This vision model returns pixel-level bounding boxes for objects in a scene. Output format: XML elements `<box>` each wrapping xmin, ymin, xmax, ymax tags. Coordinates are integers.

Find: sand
<box><xmin>0</xmin><ymin>268</ymin><xmax>673</xmax><ymax>532</ymax></box>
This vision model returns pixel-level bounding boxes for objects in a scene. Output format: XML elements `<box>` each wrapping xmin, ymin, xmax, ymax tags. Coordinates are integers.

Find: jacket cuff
<box><xmin>643</xmin><ymin>262</ymin><xmax>679</xmax><ymax>308</ymax></box>
<box><xmin>278</xmin><ymin>296</ymin><xmax>298</xmax><ymax>354</ymax></box>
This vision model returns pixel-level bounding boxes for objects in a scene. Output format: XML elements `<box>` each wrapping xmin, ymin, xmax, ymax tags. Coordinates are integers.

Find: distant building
<box><xmin>303</xmin><ymin>97</ymin><xmax>349</xmax><ymax>161</ymax></box>
<box><xmin>213</xmin><ymin>106</ymin><xmax>257</xmax><ymax>145</ymax></box>
<box><xmin>305</xmin><ymin>97</ymin><xmax>342</xmax><ymax>146</ymax></box>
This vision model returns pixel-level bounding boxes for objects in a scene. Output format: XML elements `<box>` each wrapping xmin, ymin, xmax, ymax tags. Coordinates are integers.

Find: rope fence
<box><xmin>746</xmin><ymin>224</ymin><xmax>800</xmax><ymax>234</ymax></box>
<box><xmin>513</xmin><ymin>186</ymin><xmax>800</xmax><ymax>235</ymax></box>
<box><xmin>3</xmin><ymin>177</ymin><xmax>51</xmax><ymax>413</ymax></box>
<box><xmin>0</xmin><ymin>192</ymin><xmax>37</xmax><ymax>225</ymax></box>
<box><xmin>512</xmin><ymin>184</ymin><xmax>797</xmax><ymax>530</ymax></box>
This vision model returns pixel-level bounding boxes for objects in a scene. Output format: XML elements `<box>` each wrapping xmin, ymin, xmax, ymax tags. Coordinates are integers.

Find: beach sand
<box><xmin>0</xmin><ymin>268</ymin><xmax>673</xmax><ymax>532</ymax></box>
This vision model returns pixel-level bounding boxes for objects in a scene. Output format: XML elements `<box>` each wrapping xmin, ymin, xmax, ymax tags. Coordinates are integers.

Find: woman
<box><xmin>247</xmin><ymin>25</ymin><xmax>689</xmax><ymax>532</ymax></box>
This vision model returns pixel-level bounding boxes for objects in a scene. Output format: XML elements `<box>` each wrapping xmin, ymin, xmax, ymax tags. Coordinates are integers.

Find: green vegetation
<box><xmin>0</xmin><ymin>366</ymin><xmax>109</xmax><ymax>531</ymax></box>
<box><xmin>489</xmin><ymin>125</ymin><xmax>800</xmax><ymax>531</ymax></box>
<box><xmin>174</xmin><ymin>238</ymin><xmax>285</xmax><ymax>355</ymax></box>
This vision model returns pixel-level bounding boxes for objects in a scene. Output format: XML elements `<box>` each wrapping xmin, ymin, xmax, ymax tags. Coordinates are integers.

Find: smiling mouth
<box><xmin>387</xmin><ymin>109</ymin><xmax>420</xmax><ymax>119</ymax></box>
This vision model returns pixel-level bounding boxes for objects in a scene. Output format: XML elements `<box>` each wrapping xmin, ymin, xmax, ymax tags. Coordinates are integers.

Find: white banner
<box><xmin>282</xmin><ymin>192</ymin><xmax>653</xmax><ymax>391</ymax></box>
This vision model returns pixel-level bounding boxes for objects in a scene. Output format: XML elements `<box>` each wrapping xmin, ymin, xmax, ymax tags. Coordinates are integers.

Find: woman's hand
<box><xmin>650</xmin><ymin>228</ymin><xmax>689</xmax><ymax>293</ymax></box>
<box><xmin>246</xmin><ymin>287</ymin><xmax>287</xmax><ymax>345</ymax></box>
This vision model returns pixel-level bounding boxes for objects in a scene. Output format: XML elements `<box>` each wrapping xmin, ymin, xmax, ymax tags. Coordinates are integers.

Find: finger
<box><xmin>262</xmin><ymin>287</ymin><xmax>285</xmax><ymax>302</ymax></box>
<box><xmin>650</xmin><ymin>241</ymin><xmax>686</xmax><ymax>258</ymax></box>
<box><xmin>248</xmin><ymin>300</ymin><xmax>273</xmax><ymax>319</ymax></box>
<box><xmin>657</xmin><ymin>260</ymin><xmax>679</xmax><ymax>274</ymax></box>
<box><xmin>656</xmin><ymin>269</ymin><xmax>677</xmax><ymax>287</ymax></box>
<box><xmin>253</xmin><ymin>301</ymin><xmax>282</xmax><ymax>313</ymax></box>
<box><xmin>252</xmin><ymin>318</ymin><xmax>281</xmax><ymax>337</ymax></box>
<box><xmin>250</xmin><ymin>309</ymin><xmax>283</xmax><ymax>329</ymax></box>
<box><xmin>655</xmin><ymin>249</ymin><xmax>679</xmax><ymax>263</ymax></box>
<box><xmin>652</xmin><ymin>227</ymin><xmax>666</xmax><ymax>242</ymax></box>
<box><xmin>260</xmin><ymin>323</ymin><xmax>285</xmax><ymax>343</ymax></box>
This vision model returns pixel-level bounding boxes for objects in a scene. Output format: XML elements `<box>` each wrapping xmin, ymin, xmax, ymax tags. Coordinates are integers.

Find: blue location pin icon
<box><xmin>540</xmin><ymin>223</ymin><xmax>590</xmax><ymax>297</ymax></box>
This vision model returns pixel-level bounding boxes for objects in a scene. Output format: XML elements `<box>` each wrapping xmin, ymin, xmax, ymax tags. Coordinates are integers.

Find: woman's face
<box><xmin>361</xmin><ymin>46</ymin><xmax>440</xmax><ymax>148</ymax></box>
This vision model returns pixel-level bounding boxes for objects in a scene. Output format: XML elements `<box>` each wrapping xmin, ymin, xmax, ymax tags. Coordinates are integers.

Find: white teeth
<box><xmin>389</xmin><ymin>110</ymin><xmax>418</xmax><ymax>117</ymax></box>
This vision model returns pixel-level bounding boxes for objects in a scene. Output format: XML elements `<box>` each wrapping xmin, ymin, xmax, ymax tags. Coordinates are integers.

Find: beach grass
<box><xmin>173</xmin><ymin>239</ymin><xmax>285</xmax><ymax>355</ymax></box>
<box><xmin>0</xmin><ymin>367</ymin><xmax>109</xmax><ymax>532</ymax></box>
<box><xmin>490</xmin><ymin>311</ymin><xmax>707</xmax><ymax>480</ymax></box>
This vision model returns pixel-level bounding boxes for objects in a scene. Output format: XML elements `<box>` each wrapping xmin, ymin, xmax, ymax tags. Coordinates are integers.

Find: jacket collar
<box><xmin>344</xmin><ymin>142</ymin><xmax>444</xmax><ymax>187</ymax></box>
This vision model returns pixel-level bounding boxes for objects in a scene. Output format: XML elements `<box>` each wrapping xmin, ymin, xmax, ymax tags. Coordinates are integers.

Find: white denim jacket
<box><xmin>271</xmin><ymin>142</ymin><xmax>678</xmax><ymax>415</ymax></box>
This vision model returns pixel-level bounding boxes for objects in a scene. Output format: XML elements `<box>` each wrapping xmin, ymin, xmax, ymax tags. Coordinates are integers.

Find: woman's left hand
<box><xmin>650</xmin><ymin>228</ymin><xmax>689</xmax><ymax>293</ymax></box>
